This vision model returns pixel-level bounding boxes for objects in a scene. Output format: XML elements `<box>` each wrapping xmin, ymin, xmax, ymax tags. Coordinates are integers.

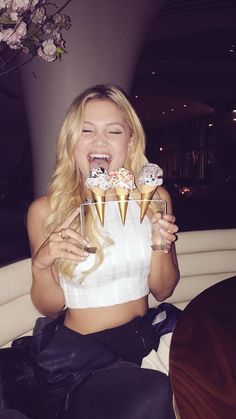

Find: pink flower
<box><xmin>22</xmin><ymin>46</ymin><xmax>29</xmax><ymax>54</ymax></box>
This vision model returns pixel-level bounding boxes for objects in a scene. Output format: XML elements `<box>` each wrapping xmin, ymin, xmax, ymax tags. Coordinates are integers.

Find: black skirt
<box><xmin>30</xmin><ymin>303</ymin><xmax>181</xmax><ymax>419</ymax></box>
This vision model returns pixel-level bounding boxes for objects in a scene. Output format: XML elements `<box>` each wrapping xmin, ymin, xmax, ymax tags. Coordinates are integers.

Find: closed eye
<box><xmin>108</xmin><ymin>131</ymin><xmax>122</xmax><ymax>134</ymax></box>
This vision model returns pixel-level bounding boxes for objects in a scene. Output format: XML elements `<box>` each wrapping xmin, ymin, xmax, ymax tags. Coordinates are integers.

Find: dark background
<box><xmin>1</xmin><ymin>0</ymin><xmax>236</xmax><ymax>266</ymax></box>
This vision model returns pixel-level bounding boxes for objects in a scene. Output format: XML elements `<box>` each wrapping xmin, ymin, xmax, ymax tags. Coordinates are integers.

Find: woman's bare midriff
<box><xmin>64</xmin><ymin>296</ymin><xmax>149</xmax><ymax>335</ymax></box>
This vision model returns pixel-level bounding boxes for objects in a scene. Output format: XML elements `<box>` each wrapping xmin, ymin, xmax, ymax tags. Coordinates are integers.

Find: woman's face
<box><xmin>74</xmin><ymin>99</ymin><xmax>134</xmax><ymax>178</ymax></box>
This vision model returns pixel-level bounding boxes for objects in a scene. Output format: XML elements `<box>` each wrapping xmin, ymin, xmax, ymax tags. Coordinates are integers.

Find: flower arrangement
<box><xmin>0</xmin><ymin>0</ymin><xmax>72</xmax><ymax>77</ymax></box>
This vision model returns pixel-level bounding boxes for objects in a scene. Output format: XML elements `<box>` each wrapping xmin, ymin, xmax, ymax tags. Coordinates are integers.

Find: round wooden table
<box><xmin>169</xmin><ymin>276</ymin><xmax>236</xmax><ymax>419</ymax></box>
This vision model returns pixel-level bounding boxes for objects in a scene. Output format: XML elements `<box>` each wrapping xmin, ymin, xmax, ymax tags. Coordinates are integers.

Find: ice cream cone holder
<box><xmin>80</xmin><ymin>198</ymin><xmax>167</xmax><ymax>253</ymax></box>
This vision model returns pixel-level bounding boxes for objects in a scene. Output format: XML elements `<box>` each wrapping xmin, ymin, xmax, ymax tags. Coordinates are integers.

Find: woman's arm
<box><xmin>27</xmin><ymin>196</ymin><xmax>89</xmax><ymax>317</ymax></box>
<box><xmin>148</xmin><ymin>187</ymin><xmax>180</xmax><ymax>302</ymax></box>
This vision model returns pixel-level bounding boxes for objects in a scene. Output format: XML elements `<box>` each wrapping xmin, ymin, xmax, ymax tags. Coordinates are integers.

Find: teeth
<box><xmin>88</xmin><ymin>154</ymin><xmax>112</xmax><ymax>162</ymax></box>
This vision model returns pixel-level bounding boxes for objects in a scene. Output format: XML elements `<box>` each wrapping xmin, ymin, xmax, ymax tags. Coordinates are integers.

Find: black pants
<box><xmin>64</xmin><ymin>366</ymin><xmax>175</xmax><ymax>419</ymax></box>
<box><xmin>31</xmin><ymin>304</ymin><xmax>180</xmax><ymax>419</ymax></box>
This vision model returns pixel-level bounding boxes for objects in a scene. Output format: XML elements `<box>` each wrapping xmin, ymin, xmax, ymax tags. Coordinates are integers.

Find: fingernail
<box><xmin>159</xmin><ymin>219</ymin><xmax>165</xmax><ymax>225</ymax></box>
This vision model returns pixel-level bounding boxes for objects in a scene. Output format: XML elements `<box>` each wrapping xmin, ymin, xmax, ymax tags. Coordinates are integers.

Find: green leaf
<box><xmin>56</xmin><ymin>47</ymin><xmax>65</xmax><ymax>55</ymax></box>
<box><xmin>0</xmin><ymin>17</ymin><xmax>15</xmax><ymax>25</ymax></box>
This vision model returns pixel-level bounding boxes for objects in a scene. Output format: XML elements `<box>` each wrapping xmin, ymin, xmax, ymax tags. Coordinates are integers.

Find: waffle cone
<box><xmin>115</xmin><ymin>186</ymin><xmax>129</xmax><ymax>225</ymax></box>
<box><xmin>140</xmin><ymin>185</ymin><xmax>157</xmax><ymax>223</ymax></box>
<box><xmin>91</xmin><ymin>187</ymin><xmax>106</xmax><ymax>225</ymax></box>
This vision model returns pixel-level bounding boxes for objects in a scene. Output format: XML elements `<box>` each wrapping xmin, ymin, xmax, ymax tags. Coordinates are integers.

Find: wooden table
<box><xmin>169</xmin><ymin>276</ymin><xmax>236</xmax><ymax>419</ymax></box>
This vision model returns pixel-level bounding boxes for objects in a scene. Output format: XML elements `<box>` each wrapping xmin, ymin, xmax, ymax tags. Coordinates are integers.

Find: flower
<box><xmin>37</xmin><ymin>38</ymin><xmax>57</xmax><ymax>62</ymax></box>
<box><xmin>0</xmin><ymin>0</ymin><xmax>72</xmax><ymax>76</ymax></box>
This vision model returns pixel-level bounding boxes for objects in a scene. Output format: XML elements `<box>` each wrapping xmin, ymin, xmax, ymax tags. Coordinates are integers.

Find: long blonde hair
<box><xmin>44</xmin><ymin>84</ymin><xmax>148</xmax><ymax>279</ymax></box>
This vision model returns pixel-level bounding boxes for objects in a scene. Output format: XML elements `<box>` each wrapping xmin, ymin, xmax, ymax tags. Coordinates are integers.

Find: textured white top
<box><xmin>59</xmin><ymin>200</ymin><xmax>152</xmax><ymax>308</ymax></box>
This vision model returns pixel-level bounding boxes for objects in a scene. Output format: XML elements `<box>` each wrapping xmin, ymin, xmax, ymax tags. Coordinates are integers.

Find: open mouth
<box><xmin>88</xmin><ymin>153</ymin><xmax>112</xmax><ymax>170</ymax></box>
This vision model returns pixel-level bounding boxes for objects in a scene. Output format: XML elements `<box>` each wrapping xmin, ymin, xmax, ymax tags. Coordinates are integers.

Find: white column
<box><xmin>21</xmin><ymin>0</ymin><xmax>164</xmax><ymax>196</ymax></box>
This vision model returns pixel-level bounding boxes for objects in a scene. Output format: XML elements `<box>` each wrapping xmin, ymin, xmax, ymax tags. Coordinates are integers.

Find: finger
<box><xmin>163</xmin><ymin>214</ymin><xmax>176</xmax><ymax>223</ymax></box>
<box><xmin>58</xmin><ymin>207</ymin><xmax>81</xmax><ymax>231</ymax></box>
<box><xmin>151</xmin><ymin>212</ymin><xmax>162</xmax><ymax>223</ymax></box>
<box><xmin>159</xmin><ymin>227</ymin><xmax>177</xmax><ymax>242</ymax></box>
<box><xmin>58</xmin><ymin>241</ymin><xmax>90</xmax><ymax>259</ymax></box>
<box><xmin>50</xmin><ymin>231</ymin><xmax>88</xmax><ymax>258</ymax></box>
<box><xmin>59</xmin><ymin>250</ymin><xmax>89</xmax><ymax>262</ymax></box>
<box><xmin>58</xmin><ymin>228</ymin><xmax>88</xmax><ymax>246</ymax></box>
<box><xmin>159</xmin><ymin>219</ymin><xmax>178</xmax><ymax>233</ymax></box>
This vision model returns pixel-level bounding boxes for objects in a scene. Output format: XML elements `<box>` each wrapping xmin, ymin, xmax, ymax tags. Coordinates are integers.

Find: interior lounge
<box><xmin>0</xmin><ymin>1</ymin><xmax>236</xmax><ymax>418</ymax></box>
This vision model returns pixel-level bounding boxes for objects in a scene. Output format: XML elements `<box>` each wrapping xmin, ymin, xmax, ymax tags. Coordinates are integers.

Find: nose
<box><xmin>92</xmin><ymin>130</ymin><xmax>108</xmax><ymax>147</ymax></box>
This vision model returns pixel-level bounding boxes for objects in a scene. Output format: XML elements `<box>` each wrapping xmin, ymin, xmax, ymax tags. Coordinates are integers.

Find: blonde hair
<box><xmin>44</xmin><ymin>84</ymin><xmax>148</xmax><ymax>279</ymax></box>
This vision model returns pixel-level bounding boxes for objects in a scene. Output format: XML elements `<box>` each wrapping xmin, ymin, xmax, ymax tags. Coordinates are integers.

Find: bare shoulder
<box><xmin>27</xmin><ymin>196</ymin><xmax>51</xmax><ymax>255</ymax></box>
<box><xmin>27</xmin><ymin>195</ymin><xmax>50</xmax><ymax>220</ymax></box>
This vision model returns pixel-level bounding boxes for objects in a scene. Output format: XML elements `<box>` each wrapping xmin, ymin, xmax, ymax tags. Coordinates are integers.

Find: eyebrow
<box><xmin>83</xmin><ymin>121</ymin><xmax>125</xmax><ymax>128</ymax></box>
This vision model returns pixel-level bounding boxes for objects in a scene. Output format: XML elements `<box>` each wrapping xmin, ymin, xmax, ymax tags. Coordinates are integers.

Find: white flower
<box><xmin>11</xmin><ymin>0</ymin><xmax>30</xmax><ymax>12</ymax></box>
<box><xmin>9</xmin><ymin>11</ymin><xmax>19</xmax><ymax>21</ymax></box>
<box><xmin>2</xmin><ymin>21</ymin><xmax>27</xmax><ymax>49</ymax></box>
<box><xmin>30</xmin><ymin>0</ymin><xmax>39</xmax><ymax>9</ymax></box>
<box><xmin>37</xmin><ymin>38</ymin><xmax>57</xmax><ymax>62</ymax></box>
<box><xmin>31</xmin><ymin>6</ymin><xmax>46</xmax><ymax>24</ymax></box>
<box><xmin>2</xmin><ymin>28</ymin><xmax>18</xmax><ymax>48</ymax></box>
<box><xmin>16</xmin><ymin>20</ymin><xmax>27</xmax><ymax>36</ymax></box>
<box><xmin>0</xmin><ymin>0</ymin><xmax>6</xmax><ymax>9</ymax></box>
<box><xmin>53</xmin><ymin>13</ymin><xmax>63</xmax><ymax>26</ymax></box>
<box><xmin>42</xmin><ymin>38</ymin><xmax>56</xmax><ymax>55</ymax></box>
<box><xmin>0</xmin><ymin>0</ymin><xmax>71</xmax><ymax>76</ymax></box>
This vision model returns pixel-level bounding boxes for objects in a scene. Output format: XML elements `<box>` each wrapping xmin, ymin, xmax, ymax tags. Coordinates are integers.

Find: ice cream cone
<box><xmin>90</xmin><ymin>186</ymin><xmax>106</xmax><ymax>225</ymax></box>
<box><xmin>140</xmin><ymin>184</ymin><xmax>157</xmax><ymax>223</ymax></box>
<box><xmin>115</xmin><ymin>186</ymin><xmax>129</xmax><ymax>225</ymax></box>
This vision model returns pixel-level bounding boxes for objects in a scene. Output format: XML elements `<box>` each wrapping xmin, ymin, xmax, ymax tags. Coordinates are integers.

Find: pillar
<box><xmin>20</xmin><ymin>0</ymin><xmax>164</xmax><ymax>197</ymax></box>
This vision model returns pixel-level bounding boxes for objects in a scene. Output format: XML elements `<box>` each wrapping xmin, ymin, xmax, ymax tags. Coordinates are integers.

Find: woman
<box><xmin>27</xmin><ymin>84</ymin><xmax>180</xmax><ymax>419</ymax></box>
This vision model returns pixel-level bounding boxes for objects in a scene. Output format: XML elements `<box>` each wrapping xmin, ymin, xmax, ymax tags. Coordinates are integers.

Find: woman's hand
<box><xmin>33</xmin><ymin>208</ymin><xmax>90</xmax><ymax>271</ymax></box>
<box><xmin>151</xmin><ymin>213</ymin><xmax>178</xmax><ymax>253</ymax></box>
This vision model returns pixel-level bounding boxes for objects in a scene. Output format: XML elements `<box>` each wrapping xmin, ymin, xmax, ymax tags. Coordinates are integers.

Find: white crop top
<box><xmin>59</xmin><ymin>200</ymin><xmax>152</xmax><ymax>308</ymax></box>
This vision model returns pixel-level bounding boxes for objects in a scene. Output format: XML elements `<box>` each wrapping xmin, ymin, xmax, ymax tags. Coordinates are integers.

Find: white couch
<box><xmin>1</xmin><ymin>228</ymin><xmax>236</xmax><ymax>349</ymax></box>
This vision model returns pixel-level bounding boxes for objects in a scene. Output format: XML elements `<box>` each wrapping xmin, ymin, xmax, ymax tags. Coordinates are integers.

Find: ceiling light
<box><xmin>171</xmin><ymin>108</ymin><xmax>174</xmax><ymax>112</ymax></box>
<box><xmin>208</xmin><ymin>123</ymin><xmax>213</xmax><ymax>127</ymax></box>
<box><xmin>151</xmin><ymin>71</ymin><xmax>157</xmax><ymax>75</ymax></box>
<box><xmin>160</xmin><ymin>147</ymin><xmax>163</xmax><ymax>151</ymax></box>
<box><xmin>184</xmin><ymin>104</ymin><xmax>187</xmax><ymax>108</ymax></box>
<box><xmin>162</xmin><ymin>111</ymin><xmax>165</xmax><ymax>115</ymax></box>
<box><xmin>135</xmin><ymin>95</ymin><xmax>139</xmax><ymax>99</ymax></box>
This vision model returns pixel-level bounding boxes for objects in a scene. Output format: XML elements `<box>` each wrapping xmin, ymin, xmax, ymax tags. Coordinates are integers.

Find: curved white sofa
<box><xmin>1</xmin><ymin>228</ymin><xmax>236</xmax><ymax>349</ymax></box>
